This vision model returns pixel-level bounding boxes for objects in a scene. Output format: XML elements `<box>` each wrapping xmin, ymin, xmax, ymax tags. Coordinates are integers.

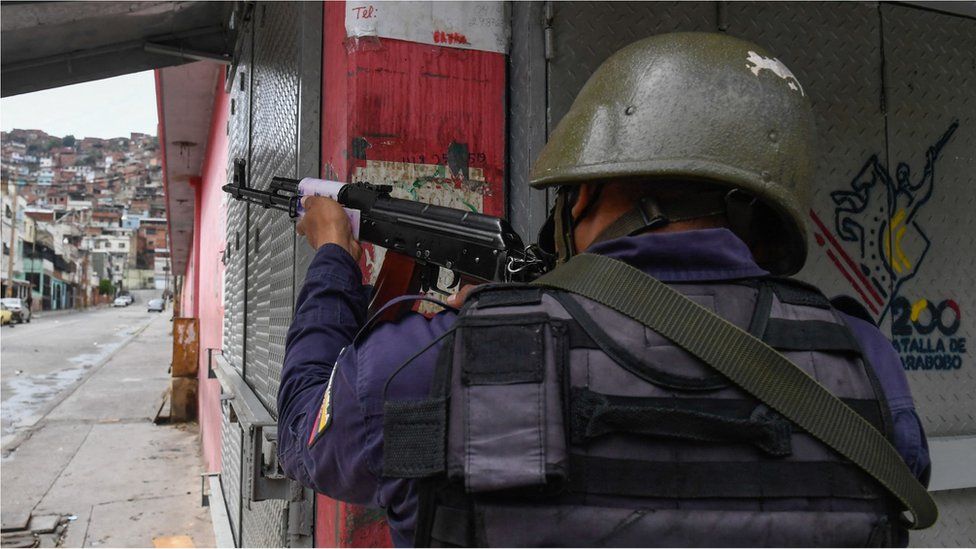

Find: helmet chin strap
<box><xmin>549</xmin><ymin>186</ymin><xmax>603</xmax><ymax>264</ymax></box>
<box><xmin>541</xmin><ymin>187</ymin><xmax>757</xmax><ymax>263</ymax></box>
<box><xmin>551</xmin><ymin>189</ymin><xmax>576</xmax><ymax>264</ymax></box>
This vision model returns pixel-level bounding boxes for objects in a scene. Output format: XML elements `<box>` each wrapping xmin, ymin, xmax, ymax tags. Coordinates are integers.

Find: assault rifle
<box><xmin>222</xmin><ymin>161</ymin><xmax>550</xmax><ymax>313</ymax></box>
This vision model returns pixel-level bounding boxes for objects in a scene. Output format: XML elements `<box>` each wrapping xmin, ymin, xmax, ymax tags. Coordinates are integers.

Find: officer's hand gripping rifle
<box><xmin>222</xmin><ymin>161</ymin><xmax>550</xmax><ymax>314</ymax></box>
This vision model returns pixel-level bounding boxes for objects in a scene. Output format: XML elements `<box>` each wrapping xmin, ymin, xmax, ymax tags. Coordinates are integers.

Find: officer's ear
<box><xmin>571</xmin><ymin>184</ymin><xmax>598</xmax><ymax>220</ymax></box>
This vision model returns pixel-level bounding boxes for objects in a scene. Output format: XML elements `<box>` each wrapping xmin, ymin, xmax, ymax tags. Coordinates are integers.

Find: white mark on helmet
<box><xmin>745</xmin><ymin>51</ymin><xmax>805</xmax><ymax>96</ymax></box>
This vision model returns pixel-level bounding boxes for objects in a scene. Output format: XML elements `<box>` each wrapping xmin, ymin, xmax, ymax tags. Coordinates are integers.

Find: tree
<box><xmin>62</xmin><ymin>135</ymin><xmax>76</xmax><ymax>148</ymax></box>
<box><xmin>98</xmin><ymin>278</ymin><xmax>114</xmax><ymax>296</ymax></box>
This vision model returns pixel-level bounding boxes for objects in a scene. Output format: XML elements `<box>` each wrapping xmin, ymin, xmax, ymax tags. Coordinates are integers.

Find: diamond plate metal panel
<box><xmin>548</xmin><ymin>1</ymin><xmax>717</xmax><ymax>128</ymax></box>
<box><xmin>507</xmin><ymin>1</ymin><xmax>551</xmax><ymax>241</ymax></box>
<box><xmin>242</xmin><ymin>500</ymin><xmax>287</xmax><ymax>549</ymax></box>
<box><xmin>723</xmin><ymin>3</ymin><xmax>891</xmax><ymax>319</ymax></box>
<box><xmin>241</xmin><ymin>422</ymin><xmax>287</xmax><ymax>548</ymax></box>
<box><xmin>910</xmin><ymin>488</ymin><xmax>976</xmax><ymax>547</ymax></box>
<box><xmin>224</xmin><ymin>26</ymin><xmax>253</xmax><ymax>376</ymax></box>
<box><xmin>293</xmin><ymin>1</ymin><xmax>323</xmax><ymax>292</ymax></box>
<box><xmin>220</xmin><ymin>399</ymin><xmax>244</xmax><ymax>546</ymax></box>
<box><xmin>880</xmin><ymin>4</ymin><xmax>976</xmax><ymax>438</ymax></box>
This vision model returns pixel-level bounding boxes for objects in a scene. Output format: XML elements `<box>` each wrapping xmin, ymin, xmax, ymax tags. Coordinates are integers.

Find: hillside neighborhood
<box><xmin>1</xmin><ymin>129</ymin><xmax>169</xmax><ymax>311</ymax></box>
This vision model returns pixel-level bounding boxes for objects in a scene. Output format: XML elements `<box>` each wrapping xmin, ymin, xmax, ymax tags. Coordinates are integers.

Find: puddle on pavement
<box><xmin>1</xmin><ymin>367</ymin><xmax>90</xmax><ymax>440</ymax></box>
<box><xmin>1</xmin><ymin>333</ymin><xmax>131</xmax><ymax>443</ymax></box>
<box><xmin>67</xmin><ymin>341</ymin><xmax>123</xmax><ymax>368</ymax></box>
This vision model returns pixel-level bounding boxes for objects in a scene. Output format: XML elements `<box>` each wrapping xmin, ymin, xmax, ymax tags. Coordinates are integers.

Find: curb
<box><xmin>1</xmin><ymin>315</ymin><xmax>160</xmax><ymax>456</ymax></box>
<box><xmin>32</xmin><ymin>305</ymin><xmax>108</xmax><ymax>320</ymax></box>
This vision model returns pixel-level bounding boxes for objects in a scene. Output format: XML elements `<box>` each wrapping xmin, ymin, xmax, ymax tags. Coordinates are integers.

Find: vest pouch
<box><xmin>474</xmin><ymin>502</ymin><xmax>888</xmax><ymax>547</ymax></box>
<box><xmin>449</xmin><ymin>313</ymin><xmax>567</xmax><ymax>493</ymax></box>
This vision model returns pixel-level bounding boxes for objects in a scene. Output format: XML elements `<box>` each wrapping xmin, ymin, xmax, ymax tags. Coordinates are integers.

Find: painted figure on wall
<box><xmin>828</xmin><ymin>121</ymin><xmax>958</xmax><ymax>320</ymax></box>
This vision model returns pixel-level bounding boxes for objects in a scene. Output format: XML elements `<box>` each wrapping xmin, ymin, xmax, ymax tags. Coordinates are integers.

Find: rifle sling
<box><xmin>532</xmin><ymin>253</ymin><xmax>937</xmax><ymax>529</ymax></box>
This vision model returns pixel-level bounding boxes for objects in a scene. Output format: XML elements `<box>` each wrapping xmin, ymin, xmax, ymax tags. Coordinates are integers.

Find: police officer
<box><xmin>278</xmin><ymin>32</ymin><xmax>931</xmax><ymax>547</ymax></box>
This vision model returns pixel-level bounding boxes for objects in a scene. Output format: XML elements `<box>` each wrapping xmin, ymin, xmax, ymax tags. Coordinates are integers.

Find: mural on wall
<box><xmin>351</xmin><ymin>155</ymin><xmax>490</xmax><ymax>285</ymax></box>
<box><xmin>334</xmin><ymin>136</ymin><xmax>498</xmax><ymax>312</ymax></box>
<box><xmin>809</xmin><ymin>121</ymin><xmax>964</xmax><ymax>371</ymax></box>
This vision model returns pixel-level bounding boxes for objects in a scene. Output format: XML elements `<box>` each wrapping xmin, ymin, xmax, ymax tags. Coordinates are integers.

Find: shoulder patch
<box><xmin>308</xmin><ymin>372</ymin><xmax>337</xmax><ymax>447</ymax></box>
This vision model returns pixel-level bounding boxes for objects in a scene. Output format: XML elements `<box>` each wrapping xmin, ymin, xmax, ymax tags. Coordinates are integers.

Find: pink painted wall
<box><xmin>191</xmin><ymin>71</ymin><xmax>230</xmax><ymax>471</ymax></box>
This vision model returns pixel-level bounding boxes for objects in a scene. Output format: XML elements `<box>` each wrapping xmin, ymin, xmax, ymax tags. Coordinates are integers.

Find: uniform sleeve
<box><xmin>839</xmin><ymin>312</ymin><xmax>932</xmax><ymax>483</ymax></box>
<box><xmin>352</xmin><ymin>308</ymin><xmax>457</xmax><ymax>543</ymax></box>
<box><xmin>276</xmin><ymin>242</ymin><xmax>458</xmax><ymax>522</ymax></box>
<box><xmin>276</xmin><ymin>244</ymin><xmax>372</xmax><ymax>501</ymax></box>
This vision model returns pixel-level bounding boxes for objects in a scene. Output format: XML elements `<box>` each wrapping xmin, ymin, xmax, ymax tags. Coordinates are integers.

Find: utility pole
<box><xmin>6</xmin><ymin>182</ymin><xmax>17</xmax><ymax>298</ymax></box>
<box><xmin>82</xmin><ymin>251</ymin><xmax>90</xmax><ymax>308</ymax></box>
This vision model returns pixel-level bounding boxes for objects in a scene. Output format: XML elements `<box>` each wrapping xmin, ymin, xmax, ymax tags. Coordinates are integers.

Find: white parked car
<box><xmin>113</xmin><ymin>297</ymin><xmax>129</xmax><ymax>307</ymax></box>
<box><xmin>147</xmin><ymin>298</ymin><xmax>165</xmax><ymax>313</ymax></box>
<box><xmin>0</xmin><ymin>297</ymin><xmax>31</xmax><ymax>323</ymax></box>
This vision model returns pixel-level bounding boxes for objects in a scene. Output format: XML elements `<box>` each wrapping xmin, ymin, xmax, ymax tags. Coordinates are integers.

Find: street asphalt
<box><xmin>1</xmin><ymin>291</ymin><xmax>158</xmax><ymax>449</ymax></box>
<box><xmin>0</xmin><ymin>291</ymin><xmax>214</xmax><ymax>547</ymax></box>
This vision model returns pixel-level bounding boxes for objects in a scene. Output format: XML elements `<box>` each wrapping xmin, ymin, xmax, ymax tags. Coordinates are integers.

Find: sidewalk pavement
<box><xmin>1</xmin><ymin>313</ymin><xmax>214</xmax><ymax>548</ymax></box>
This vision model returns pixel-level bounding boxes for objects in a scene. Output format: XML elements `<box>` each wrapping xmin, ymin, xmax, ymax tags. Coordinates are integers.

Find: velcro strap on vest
<box><xmin>383</xmin><ymin>398</ymin><xmax>447</xmax><ymax>478</ymax></box>
<box><xmin>768</xmin><ymin>279</ymin><xmax>832</xmax><ymax>309</ymax></box>
<box><xmin>571</xmin><ymin>387</ymin><xmax>793</xmax><ymax>457</ymax></box>
<box><xmin>763</xmin><ymin>319</ymin><xmax>861</xmax><ymax>353</ymax></box>
<box><xmin>571</xmin><ymin>388</ymin><xmax>886</xmax><ymax>435</ymax></box>
<box><xmin>569</xmin><ymin>455</ymin><xmax>885</xmax><ymax>500</ymax></box>
<box><xmin>472</xmin><ymin>286</ymin><xmax>543</xmax><ymax>309</ymax></box>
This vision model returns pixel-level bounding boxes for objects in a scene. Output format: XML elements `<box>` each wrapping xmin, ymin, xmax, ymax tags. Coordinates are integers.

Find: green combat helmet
<box><xmin>530</xmin><ymin>32</ymin><xmax>815</xmax><ymax>275</ymax></box>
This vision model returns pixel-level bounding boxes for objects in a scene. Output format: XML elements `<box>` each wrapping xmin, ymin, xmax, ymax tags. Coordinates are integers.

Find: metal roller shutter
<box><xmin>220</xmin><ymin>399</ymin><xmax>244</xmax><ymax>546</ymax></box>
<box><xmin>240</xmin><ymin>2</ymin><xmax>301</xmax><ymax>546</ymax></box>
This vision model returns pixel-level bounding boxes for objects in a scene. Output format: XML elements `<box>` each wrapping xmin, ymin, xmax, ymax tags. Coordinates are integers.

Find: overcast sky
<box><xmin>0</xmin><ymin>71</ymin><xmax>157</xmax><ymax>139</ymax></box>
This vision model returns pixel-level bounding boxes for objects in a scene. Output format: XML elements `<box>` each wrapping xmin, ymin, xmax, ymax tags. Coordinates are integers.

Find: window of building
<box><xmin>117</xmin><ymin>242</ymin><xmax>125</xmax><ymax>249</ymax></box>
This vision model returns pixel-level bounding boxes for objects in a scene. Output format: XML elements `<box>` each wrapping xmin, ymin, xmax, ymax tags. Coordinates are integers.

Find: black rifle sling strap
<box><xmin>532</xmin><ymin>253</ymin><xmax>937</xmax><ymax>529</ymax></box>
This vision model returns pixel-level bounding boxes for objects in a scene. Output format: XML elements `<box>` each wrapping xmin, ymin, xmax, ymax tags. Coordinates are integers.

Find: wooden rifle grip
<box><xmin>368</xmin><ymin>250</ymin><xmax>422</xmax><ymax>322</ymax></box>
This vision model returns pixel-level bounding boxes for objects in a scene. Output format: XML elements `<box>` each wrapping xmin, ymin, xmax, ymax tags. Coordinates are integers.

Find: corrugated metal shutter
<box><xmin>220</xmin><ymin>13</ymin><xmax>253</xmax><ymax>547</ymax></box>
<box><xmin>219</xmin><ymin>399</ymin><xmax>244</xmax><ymax>546</ymax></box>
<box><xmin>224</xmin><ymin>18</ymin><xmax>252</xmax><ymax>376</ymax></box>
<box><xmin>240</xmin><ymin>2</ymin><xmax>301</xmax><ymax>546</ymax></box>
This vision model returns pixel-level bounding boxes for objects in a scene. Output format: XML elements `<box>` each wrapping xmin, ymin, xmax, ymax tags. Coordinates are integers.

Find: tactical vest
<box><xmin>383</xmin><ymin>278</ymin><xmax>900</xmax><ymax>547</ymax></box>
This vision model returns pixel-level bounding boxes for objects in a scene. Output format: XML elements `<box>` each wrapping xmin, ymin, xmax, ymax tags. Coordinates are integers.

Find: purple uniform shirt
<box><xmin>277</xmin><ymin>229</ymin><xmax>930</xmax><ymax>547</ymax></box>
